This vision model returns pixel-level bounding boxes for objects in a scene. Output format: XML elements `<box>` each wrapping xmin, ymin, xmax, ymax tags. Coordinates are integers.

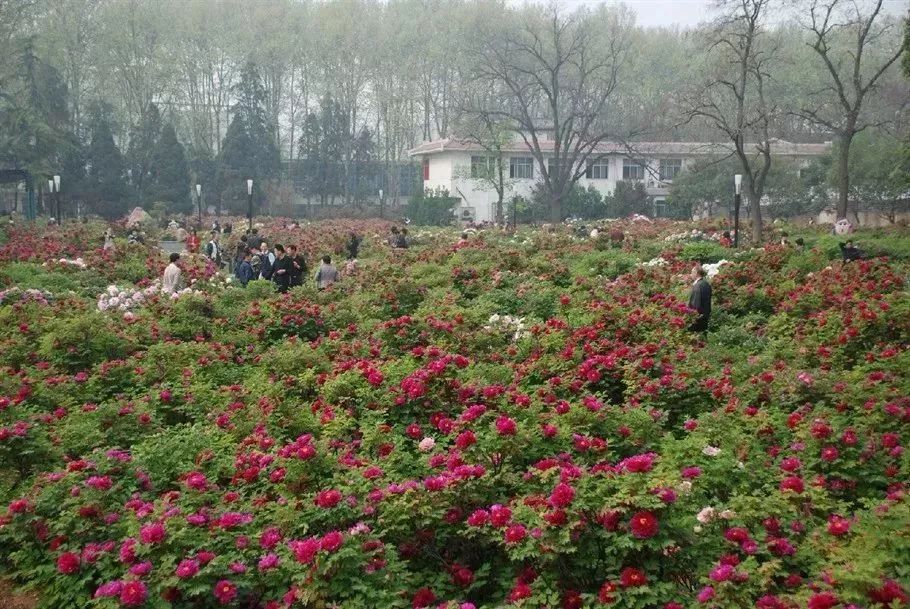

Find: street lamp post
<box><xmin>47</xmin><ymin>179</ymin><xmax>54</xmax><ymax>222</ymax></box>
<box><xmin>48</xmin><ymin>176</ymin><xmax>61</xmax><ymax>224</ymax></box>
<box><xmin>246</xmin><ymin>179</ymin><xmax>254</xmax><ymax>233</ymax></box>
<box><xmin>195</xmin><ymin>183</ymin><xmax>202</xmax><ymax>224</ymax></box>
<box><xmin>733</xmin><ymin>174</ymin><xmax>742</xmax><ymax>248</ymax></box>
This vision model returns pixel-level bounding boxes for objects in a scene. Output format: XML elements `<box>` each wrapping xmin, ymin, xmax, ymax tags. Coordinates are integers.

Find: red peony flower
<box><xmin>619</xmin><ymin>567</ymin><xmax>647</xmax><ymax>588</ymax></box>
<box><xmin>504</xmin><ymin>524</ymin><xmax>527</xmax><ymax>544</ymax></box>
<box><xmin>807</xmin><ymin>592</ymin><xmax>839</xmax><ymax>609</ymax></box>
<box><xmin>175</xmin><ymin>558</ymin><xmax>199</xmax><ymax>578</ymax></box>
<box><xmin>412</xmin><ymin>587</ymin><xmax>436</xmax><ymax>608</ymax></box>
<box><xmin>139</xmin><ymin>522</ymin><xmax>166</xmax><ymax>544</ymax></box>
<box><xmin>120</xmin><ymin>580</ymin><xmax>148</xmax><ymax>606</ymax></box>
<box><xmin>598</xmin><ymin>581</ymin><xmax>617</xmax><ymax>603</ymax></box>
<box><xmin>827</xmin><ymin>514</ymin><xmax>851</xmax><ymax>536</ymax></box>
<box><xmin>549</xmin><ymin>482</ymin><xmax>575</xmax><ymax>508</ymax></box>
<box><xmin>779</xmin><ymin>476</ymin><xmax>804</xmax><ymax>494</ymax></box>
<box><xmin>495</xmin><ymin>416</ymin><xmax>517</xmax><ymax>436</ymax></box>
<box><xmin>315</xmin><ymin>489</ymin><xmax>342</xmax><ymax>508</ymax></box>
<box><xmin>629</xmin><ymin>511</ymin><xmax>659</xmax><ymax>538</ymax></box>
<box><xmin>320</xmin><ymin>530</ymin><xmax>343</xmax><ymax>552</ymax></box>
<box><xmin>56</xmin><ymin>552</ymin><xmax>80</xmax><ymax>574</ymax></box>
<box><xmin>213</xmin><ymin>580</ymin><xmax>237</xmax><ymax>605</ymax></box>
<box><xmin>509</xmin><ymin>582</ymin><xmax>532</xmax><ymax>602</ymax></box>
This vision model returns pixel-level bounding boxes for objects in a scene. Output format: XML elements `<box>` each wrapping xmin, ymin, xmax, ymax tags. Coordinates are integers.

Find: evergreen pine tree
<box><xmin>86</xmin><ymin>104</ymin><xmax>127</xmax><ymax>218</ymax></box>
<box><xmin>126</xmin><ymin>103</ymin><xmax>162</xmax><ymax>204</ymax></box>
<box><xmin>218</xmin><ymin>61</ymin><xmax>280</xmax><ymax>213</ymax></box>
<box><xmin>150</xmin><ymin>122</ymin><xmax>190</xmax><ymax>212</ymax></box>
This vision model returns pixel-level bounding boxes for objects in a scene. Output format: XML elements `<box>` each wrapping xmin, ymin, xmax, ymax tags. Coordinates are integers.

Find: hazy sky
<box><xmin>534</xmin><ymin>0</ymin><xmax>908</xmax><ymax>29</ymax></box>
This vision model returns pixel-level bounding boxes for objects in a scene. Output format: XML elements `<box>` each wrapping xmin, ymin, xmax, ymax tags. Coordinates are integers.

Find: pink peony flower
<box><xmin>495</xmin><ymin>416</ymin><xmax>517</xmax><ymax>436</ymax></box>
<box><xmin>175</xmin><ymin>558</ymin><xmax>199</xmax><ymax>578</ymax></box>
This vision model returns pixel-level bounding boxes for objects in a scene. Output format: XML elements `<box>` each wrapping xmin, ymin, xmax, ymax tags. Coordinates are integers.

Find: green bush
<box><xmin>678</xmin><ymin>240</ymin><xmax>729</xmax><ymax>263</ymax></box>
<box><xmin>37</xmin><ymin>312</ymin><xmax>132</xmax><ymax>371</ymax></box>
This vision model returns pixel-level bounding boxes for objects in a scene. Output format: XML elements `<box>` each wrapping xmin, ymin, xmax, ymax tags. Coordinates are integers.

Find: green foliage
<box><xmin>218</xmin><ymin>61</ymin><xmax>279</xmax><ymax>213</ymax></box>
<box><xmin>678</xmin><ymin>240</ymin><xmax>729</xmax><ymax>263</ymax></box>
<box><xmin>149</xmin><ymin>122</ymin><xmax>190</xmax><ymax>212</ymax></box>
<box><xmin>84</xmin><ymin>104</ymin><xmax>128</xmax><ymax>218</ymax></box>
<box><xmin>37</xmin><ymin>312</ymin><xmax>131</xmax><ymax>371</ymax></box>
<box><xmin>406</xmin><ymin>186</ymin><xmax>457</xmax><ymax>226</ymax></box>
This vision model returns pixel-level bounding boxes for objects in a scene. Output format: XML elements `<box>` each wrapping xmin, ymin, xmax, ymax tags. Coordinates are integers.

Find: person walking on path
<box><xmin>272</xmin><ymin>244</ymin><xmax>293</xmax><ymax>293</ymax></box>
<box><xmin>315</xmin><ymin>255</ymin><xmax>340</xmax><ymax>290</ymax></box>
<box><xmin>688</xmin><ymin>264</ymin><xmax>712</xmax><ymax>333</ymax></box>
<box><xmin>162</xmin><ymin>253</ymin><xmax>182</xmax><ymax>294</ymax></box>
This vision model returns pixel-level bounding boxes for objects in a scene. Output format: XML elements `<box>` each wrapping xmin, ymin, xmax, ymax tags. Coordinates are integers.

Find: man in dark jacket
<box><xmin>839</xmin><ymin>240</ymin><xmax>862</xmax><ymax>262</ymax></box>
<box><xmin>234</xmin><ymin>250</ymin><xmax>254</xmax><ymax>286</ymax></box>
<box><xmin>271</xmin><ymin>244</ymin><xmax>293</xmax><ymax>293</ymax></box>
<box><xmin>688</xmin><ymin>264</ymin><xmax>712</xmax><ymax>333</ymax></box>
<box><xmin>288</xmin><ymin>244</ymin><xmax>307</xmax><ymax>287</ymax></box>
<box><xmin>346</xmin><ymin>232</ymin><xmax>362</xmax><ymax>259</ymax></box>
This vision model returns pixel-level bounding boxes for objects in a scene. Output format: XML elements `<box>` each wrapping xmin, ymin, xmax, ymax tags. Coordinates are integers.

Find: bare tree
<box><xmin>795</xmin><ymin>0</ymin><xmax>904</xmax><ymax>221</ymax></box>
<box><xmin>454</xmin><ymin>93</ymin><xmax>514</xmax><ymax>224</ymax></box>
<box><xmin>469</xmin><ymin>5</ymin><xmax>632</xmax><ymax>223</ymax></box>
<box><xmin>685</xmin><ymin>0</ymin><xmax>779</xmax><ymax>245</ymax></box>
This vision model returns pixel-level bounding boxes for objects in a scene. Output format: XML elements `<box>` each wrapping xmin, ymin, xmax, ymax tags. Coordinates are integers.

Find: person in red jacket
<box><xmin>186</xmin><ymin>228</ymin><xmax>200</xmax><ymax>254</ymax></box>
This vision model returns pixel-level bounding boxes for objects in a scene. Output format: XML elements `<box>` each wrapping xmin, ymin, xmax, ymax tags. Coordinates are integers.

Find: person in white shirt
<box><xmin>162</xmin><ymin>253</ymin><xmax>182</xmax><ymax>294</ymax></box>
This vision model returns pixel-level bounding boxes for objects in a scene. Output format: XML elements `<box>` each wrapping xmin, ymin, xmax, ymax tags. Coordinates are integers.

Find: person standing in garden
<box><xmin>288</xmin><ymin>244</ymin><xmax>307</xmax><ymax>287</ymax></box>
<box><xmin>234</xmin><ymin>249</ymin><xmax>254</xmax><ymax>286</ymax></box>
<box><xmin>271</xmin><ymin>244</ymin><xmax>293</xmax><ymax>293</ymax></box>
<box><xmin>315</xmin><ymin>255</ymin><xmax>340</xmax><ymax>290</ymax></box>
<box><xmin>346</xmin><ymin>232</ymin><xmax>362</xmax><ymax>260</ymax></box>
<box><xmin>186</xmin><ymin>228</ymin><xmax>200</xmax><ymax>253</ymax></box>
<box><xmin>233</xmin><ymin>235</ymin><xmax>249</xmax><ymax>272</ymax></box>
<box><xmin>205</xmin><ymin>231</ymin><xmax>222</xmax><ymax>268</ymax></box>
<box><xmin>258</xmin><ymin>241</ymin><xmax>276</xmax><ymax>280</ymax></box>
<box><xmin>162</xmin><ymin>253</ymin><xmax>182</xmax><ymax>294</ymax></box>
<box><xmin>688</xmin><ymin>264</ymin><xmax>712</xmax><ymax>333</ymax></box>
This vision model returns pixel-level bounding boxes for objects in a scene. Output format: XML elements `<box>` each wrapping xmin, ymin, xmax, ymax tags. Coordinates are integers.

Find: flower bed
<box><xmin>0</xmin><ymin>220</ymin><xmax>907</xmax><ymax>609</ymax></box>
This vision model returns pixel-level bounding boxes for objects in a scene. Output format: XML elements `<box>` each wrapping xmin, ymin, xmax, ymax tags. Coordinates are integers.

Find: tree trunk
<box><xmin>549</xmin><ymin>193</ymin><xmax>562</xmax><ymax>224</ymax></box>
<box><xmin>749</xmin><ymin>192</ymin><xmax>763</xmax><ymax>245</ymax></box>
<box><xmin>836</xmin><ymin>132</ymin><xmax>852</xmax><ymax>220</ymax></box>
<box><xmin>496</xmin><ymin>159</ymin><xmax>504</xmax><ymax>224</ymax></box>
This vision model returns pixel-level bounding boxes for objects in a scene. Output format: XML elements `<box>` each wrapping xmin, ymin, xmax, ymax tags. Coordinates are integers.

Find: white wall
<box><xmin>417</xmin><ymin>151</ymin><xmax>691</xmax><ymax>223</ymax></box>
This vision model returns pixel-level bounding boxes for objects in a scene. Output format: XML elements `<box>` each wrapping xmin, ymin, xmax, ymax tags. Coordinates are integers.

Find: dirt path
<box><xmin>0</xmin><ymin>579</ymin><xmax>38</xmax><ymax>609</ymax></box>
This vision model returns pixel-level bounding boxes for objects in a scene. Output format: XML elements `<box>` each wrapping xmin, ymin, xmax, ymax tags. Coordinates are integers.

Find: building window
<box><xmin>422</xmin><ymin>158</ymin><xmax>430</xmax><ymax>181</ymax></box>
<box><xmin>623</xmin><ymin>159</ymin><xmax>644</xmax><ymax>181</ymax></box>
<box><xmin>471</xmin><ymin>156</ymin><xmax>496</xmax><ymax>179</ymax></box>
<box><xmin>653</xmin><ymin>198</ymin><xmax>669</xmax><ymax>218</ymax></box>
<box><xmin>510</xmin><ymin>157</ymin><xmax>533</xmax><ymax>179</ymax></box>
<box><xmin>586</xmin><ymin>159</ymin><xmax>609</xmax><ymax>180</ymax></box>
<box><xmin>659</xmin><ymin>159</ymin><xmax>682</xmax><ymax>181</ymax></box>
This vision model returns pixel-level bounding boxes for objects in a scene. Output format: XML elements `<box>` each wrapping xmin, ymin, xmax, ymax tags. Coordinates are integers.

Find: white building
<box><xmin>407</xmin><ymin>137</ymin><xmax>831</xmax><ymax>223</ymax></box>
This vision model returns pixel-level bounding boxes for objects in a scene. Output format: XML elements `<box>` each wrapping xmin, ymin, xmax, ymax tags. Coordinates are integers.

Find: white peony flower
<box><xmin>696</xmin><ymin>506</ymin><xmax>716</xmax><ymax>524</ymax></box>
<box><xmin>702</xmin><ymin>446</ymin><xmax>721</xmax><ymax>457</ymax></box>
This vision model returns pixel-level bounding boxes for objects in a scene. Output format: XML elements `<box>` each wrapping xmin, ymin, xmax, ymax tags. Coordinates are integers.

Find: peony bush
<box><xmin>0</xmin><ymin>218</ymin><xmax>907</xmax><ymax>609</ymax></box>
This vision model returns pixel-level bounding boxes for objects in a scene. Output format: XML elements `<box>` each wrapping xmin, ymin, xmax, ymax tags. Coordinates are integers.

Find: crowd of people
<box><xmin>155</xmin><ymin>219</ymin><xmax>875</xmax><ymax>337</ymax></box>
<box><xmin>160</xmin><ymin>224</ymin><xmax>365</xmax><ymax>295</ymax></box>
